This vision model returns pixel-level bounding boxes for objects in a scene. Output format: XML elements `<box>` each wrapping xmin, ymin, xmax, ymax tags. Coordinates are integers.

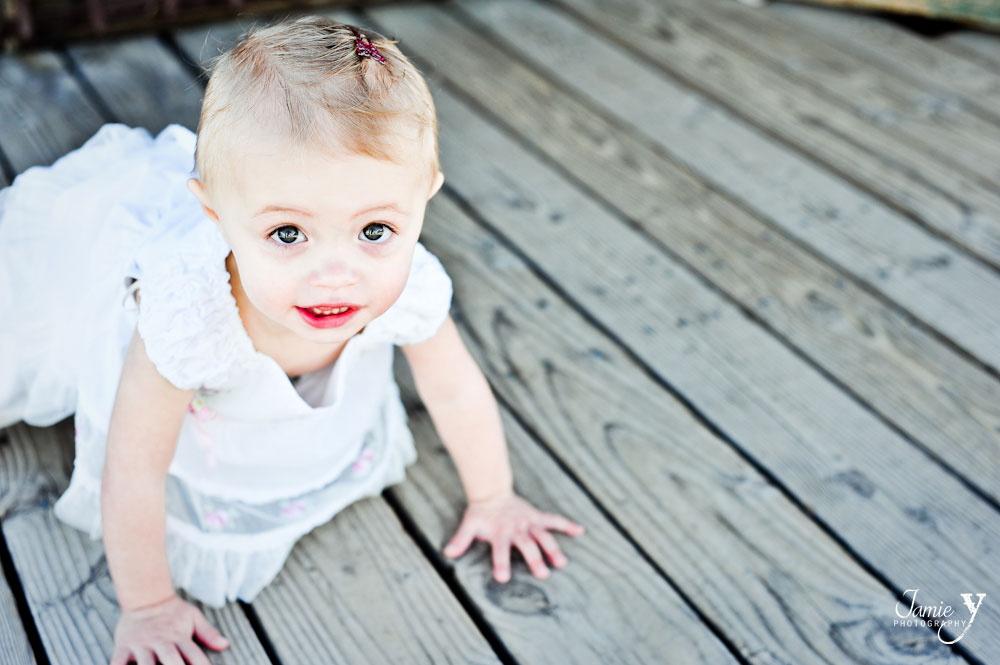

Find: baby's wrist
<box><xmin>120</xmin><ymin>588</ymin><xmax>177</xmax><ymax>613</ymax></box>
<box><xmin>467</xmin><ymin>483</ymin><xmax>514</xmax><ymax>505</ymax></box>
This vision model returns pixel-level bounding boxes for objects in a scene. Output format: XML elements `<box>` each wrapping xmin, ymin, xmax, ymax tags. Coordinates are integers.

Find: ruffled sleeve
<box><xmin>132</xmin><ymin>216</ymin><xmax>243</xmax><ymax>391</ymax></box>
<box><xmin>373</xmin><ymin>241</ymin><xmax>454</xmax><ymax>347</ymax></box>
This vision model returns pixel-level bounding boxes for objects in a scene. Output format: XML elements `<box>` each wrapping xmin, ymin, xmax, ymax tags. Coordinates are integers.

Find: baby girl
<box><xmin>0</xmin><ymin>16</ymin><xmax>583</xmax><ymax>665</ymax></box>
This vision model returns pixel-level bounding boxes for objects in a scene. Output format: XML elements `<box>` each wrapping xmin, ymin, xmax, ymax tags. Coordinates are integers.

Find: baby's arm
<box><xmin>402</xmin><ymin>315</ymin><xmax>513</xmax><ymax>503</ymax></box>
<box><xmin>102</xmin><ymin>325</ymin><xmax>231</xmax><ymax>664</ymax></box>
<box><xmin>402</xmin><ymin>315</ymin><xmax>585</xmax><ymax>583</ymax></box>
<box><xmin>102</xmin><ymin>326</ymin><xmax>192</xmax><ymax>610</ymax></box>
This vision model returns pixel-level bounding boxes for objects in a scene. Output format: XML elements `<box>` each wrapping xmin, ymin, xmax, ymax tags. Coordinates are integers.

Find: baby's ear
<box><xmin>427</xmin><ymin>171</ymin><xmax>445</xmax><ymax>200</ymax></box>
<box><xmin>186</xmin><ymin>177</ymin><xmax>204</xmax><ymax>199</ymax></box>
<box><xmin>187</xmin><ymin>178</ymin><xmax>221</xmax><ymax>223</ymax></box>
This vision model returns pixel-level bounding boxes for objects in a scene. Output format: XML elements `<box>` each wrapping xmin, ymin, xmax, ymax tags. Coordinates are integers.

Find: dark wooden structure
<box><xmin>0</xmin><ymin>0</ymin><xmax>393</xmax><ymax>51</ymax></box>
<box><xmin>1</xmin><ymin>0</ymin><xmax>998</xmax><ymax>663</ymax></box>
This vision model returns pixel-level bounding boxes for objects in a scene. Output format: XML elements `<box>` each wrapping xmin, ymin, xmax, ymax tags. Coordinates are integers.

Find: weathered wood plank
<box><xmin>781</xmin><ymin>0</ymin><xmax>1000</xmax><ymax>26</ymax></box>
<box><xmin>1</xmin><ymin>421</ymin><xmax>268</xmax><ymax>664</ymax></box>
<box><xmin>364</xmin><ymin>0</ymin><xmax>1000</xmax><ymax>509</ymax></box>
<box><xmin>770</xmin><ymin>0</ymin><xmax>1000</xmax><ymax>122</ymax></box>
<box><xmin>673</xmin><ymin>0</ymin><xmax>1000</xmax><ymax>175</ymax></box>
<box><xmin>938</xmin><ymin>29</ymin><xmax>1000</xmax><ymax>69</ymax></box>
<box><xmin>398</xmin><ymin>192</ymin><xmax>965</xmax><ymax>664</ymax></box>
<box><xmin>0</xmin><ymin>590</ymin><xmax>35</xmax><ymax>665</ymax></box>
<box><xmin>547</xmin><ymin>0</ymin><xmax>1000</xmax><ymax>275</ymax></box>
<box><xmin>0</xmin><ymin>522</ymin><xmax>37</xmax><ymax>665</ymax></box>
<box><xmin>451</xmin><ymin>0</ymin><xmax>1000</xmax><ymax>374</ymax></box>
<box><xmin>0</xmin><ymin>51</ymin><xmax>105</xmax><ymax>173</ymax></box>
<box><xmin>0</xmin><ymin>438</ymin><xmax>35</xmax><ymax>665</ymax></box>
<box><xmin>247</xmin><ymin>467</ymin><xmax>503</xmax><ymax>664</ymax></box>
<box><xmin>67</xmin><ymin>36</ymin><xmax>202</xmax><ymax>133</ymax></box>
<box><xmin>429</xmin><ymin>76</ymin><xmax>1000</xmax><ymax>656</ymax></box>
<box><xmin>370</xmin><ymin>7</ymin><xmax>1000</xmax><ymax>655</ymax></box>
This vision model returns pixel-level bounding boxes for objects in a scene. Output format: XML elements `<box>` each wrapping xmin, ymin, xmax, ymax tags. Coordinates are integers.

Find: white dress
<box><xmin>0</xmin><ymin>123</ymin><xmax>453</xmax><ymax>608</ymax></box>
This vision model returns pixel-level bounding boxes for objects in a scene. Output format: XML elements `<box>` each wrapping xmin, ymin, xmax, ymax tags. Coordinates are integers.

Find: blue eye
<box><xmin>269</xmin><ymin>226</ymin><xmax>305</xmax><ymax>246</ymax></box>
<box><xmin>360</xmin><ymin>222</ymin><xmax>394</xmax><ymax>244</ymax></box>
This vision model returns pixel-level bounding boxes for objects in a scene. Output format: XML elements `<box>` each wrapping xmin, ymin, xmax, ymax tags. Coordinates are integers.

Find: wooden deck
<box><xmin>1</xmin><ymin>0</ymin><xmax>999</xmax><ymax>663</ymax></box>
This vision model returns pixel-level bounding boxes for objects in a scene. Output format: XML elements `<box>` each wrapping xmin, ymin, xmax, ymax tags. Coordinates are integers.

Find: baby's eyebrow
<box><xmin>251</xmin><ymin>203</ymin><xmax>408</xmax><ymax>219</ymax></box>
<box><xmin>252</xmin><ymin>205</ymin><xmax>313</xmax><ymax>219</ymax></box>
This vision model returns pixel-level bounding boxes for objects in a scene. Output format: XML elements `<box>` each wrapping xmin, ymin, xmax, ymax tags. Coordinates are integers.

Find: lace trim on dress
<box><xmin>135</xmin><ymin>224</ymin><xmax>255</xmax><ymax>391</ymax></box>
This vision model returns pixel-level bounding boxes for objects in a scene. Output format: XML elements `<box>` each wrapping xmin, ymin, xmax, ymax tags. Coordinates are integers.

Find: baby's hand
<box><xmin>110</xmin><ymin>593</ymin><xmax>230</xmax><ymax>665</ymax></box>
<box><xmin>442</xmin><ymin>490</ymin><xmax>585</xmax><ymax>583</ymax></box>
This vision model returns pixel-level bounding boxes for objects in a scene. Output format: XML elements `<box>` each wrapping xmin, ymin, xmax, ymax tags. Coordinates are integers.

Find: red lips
<box><xmin>296</xmin><ymin>305</ymin><xmax>360</xmax><ymax>329</ymax></box>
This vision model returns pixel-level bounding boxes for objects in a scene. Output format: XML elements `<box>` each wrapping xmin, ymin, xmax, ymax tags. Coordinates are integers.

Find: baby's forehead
<box><xmin>210</xmin><ymin>132</ymin><xmax>435</xmax><ymax>213</ymax></box>
<box><xmin>223</xmin><ymin>123</ymin><xmax>433</xmax><ymax>177</ymax></box>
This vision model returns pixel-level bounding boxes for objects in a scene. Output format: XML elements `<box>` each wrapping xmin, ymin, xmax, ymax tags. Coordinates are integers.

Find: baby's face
<box><xmin>188</xmin><ymin>131</ymin><xmax>444</xmax><ymax>347</ymax></box>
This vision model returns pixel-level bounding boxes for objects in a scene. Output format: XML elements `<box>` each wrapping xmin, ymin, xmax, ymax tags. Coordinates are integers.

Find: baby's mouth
<box><xmin>296</xmin><ymin>304</ymin><xmax>361</xmax><ymax>327</ymax></box>
<box><xmin>306</xmin><ymin>305</ymin><xmax>352</xmax><ymax>316</ymax></box>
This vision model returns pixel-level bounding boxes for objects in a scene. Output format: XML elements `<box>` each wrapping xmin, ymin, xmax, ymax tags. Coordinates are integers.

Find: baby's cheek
<box><xmin>373</xmin><ymin>267</ymin><xmax>411</xmax><ymax>313</ymax></box>
<box><xmin>246</xmin><ymin>269</ymin><xmax>295</xmax><ymax>312</ymax></box>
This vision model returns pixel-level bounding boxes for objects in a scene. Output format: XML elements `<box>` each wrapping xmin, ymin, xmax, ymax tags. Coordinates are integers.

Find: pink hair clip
<box><xmin>353</xmin><ymin>28</ymin><xmax>387</xmax><ymax>63</ymax></box>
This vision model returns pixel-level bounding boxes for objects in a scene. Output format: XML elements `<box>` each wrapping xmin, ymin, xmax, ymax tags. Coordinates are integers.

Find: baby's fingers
<box><xmin>539</xmin><ymin>512</ymin><xmax>585</xmax><ymax>536</ymax></box>
<box><xmin>108</xmin><ymin>646</ymin><xmax>133</xmax><ymax>665</ymax></box>
<box><xmin>513</xmin><ymin>532</ymin><xmax>550</xmax><ymax>579</ymax></box>
<box><xmin>176</xmin><ymin>638</ymin><xmax>214</xmax><ymax>665</ymax></box>
<box><xmin>192</xmin><ymin>610</ymin><xmax>229</xmax><ymax>651</ymax></box>
<box><xmin>492</xmin><ymin>533</ymin><xmax>512</xmax><ymax>583</ymax></box>
<box><xmin>131</xmin><ymin>647</ymin><xmax>156</xmax><ymax>665</ymax></box>
<box><xmin>529</xmin><ymin>526</ymin><xmax>568</xmax><ymax>568</ymax></box>
<box><xmin>152</xmin><ymin>642</ymin><xmax>186</xmax><ymax>665</ymax></box>
<box><xmin>443</xmin><ymin>518</ymin><xmax>478</xmax><ymax>559</ymax></box>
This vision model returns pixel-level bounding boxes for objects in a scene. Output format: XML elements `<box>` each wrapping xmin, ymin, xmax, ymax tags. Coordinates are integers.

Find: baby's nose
<box><xmin>308</xmin><ymin>260</ymin><xmax>361</xmax><ymax>288</ymax></box>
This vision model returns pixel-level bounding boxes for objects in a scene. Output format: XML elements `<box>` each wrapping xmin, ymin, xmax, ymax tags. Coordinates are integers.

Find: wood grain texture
<box><xmin>551</xmin><ymin>0</ymin><xmax>1000</xmax><ymax>275</ymax></box>
<box><xmin>0</xmin><ymin>508</ymin><xmax>36</xmax><ymax>665</ymax></box>
<box><xmin>938</xmin><ymin>29</ymin><xmax>1000</xmax><ymax>69</ymax></box>
<box><xmin>784</xmin><ymin>0</ymin><xmax>1000</xmax><ymax>26</ymax></box>
<box><xmin>395</xmin><ymin>192</ymin><xmax>965</xmax><ymax>664</ymax></box>
<box><xmin>679</xmin><ymin>0</ymin><xmax>1000</xmax><ymax>177</ymax></box>
<box><xmin>249</xmin><ymin>490</ymin><xmax>503</xmax><ymax>665</ymax></box>
<box><xmin>451</xmin><ymin>0</ymin><xmax>1000</xmax><ymax>374</ymax></box>
<box><xmin>0</xmin><ymin>51</ymin><xmax>106</xmax><ymax>174</ymax></box>
<box><xmin>67</xmin><ymin>36</ymin><xmax>202</xmax><ymax>133</ymax></box>
<box><xmin>369</xmin><ymin>0</ymin><xmax>1000</xmax><ymax>512</ymax></box>
<box><xmin>371</xmin><ymin>12</ymin><xmax>1000</xmax><ymax>655</ymax></box>
<box><xmin>394</xmin><ymin>346</ymin><xmax>744</xmax><ymax>663</ymax></box>
<box><xmin>0</xmin><ymin>421</ymin><xmax>268</xmax><ymax>664</ymax></box>
<box><xmin>770</xmin><ymin>0</ymin><xmax>1000</xmax><ymax>122</ymax></box>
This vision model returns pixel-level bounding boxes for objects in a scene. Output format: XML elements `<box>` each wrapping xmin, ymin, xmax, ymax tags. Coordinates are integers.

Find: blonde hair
<box><xmin>194</xmin><ymin>15</ymin><xmax>439</xmax><ymax>197</ymax></box>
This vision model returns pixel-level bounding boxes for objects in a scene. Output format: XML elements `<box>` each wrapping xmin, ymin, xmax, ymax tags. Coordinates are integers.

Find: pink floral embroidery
<box><xmin>204</xmin><ymin>509</ymin><xmax>228</xmax><ymax>530</ymax></box>
<box><xmin>351</xmin><ymin>445</ymin><xmax>376</xmax><ymax>477</ymax></box>
<box><xmin>281</xmin><ymin>499</ymin><xmax>307</xmax><ymax>517</ymax></box>
<box><xmin>187</xmin><ymin>397</ymin><xmax>216</xmax><ymax>422</ymax></box>
<box><xmin>188</xmin><ymin>397</ymin><xmax>218</xmax><ymax>467</ymax></box>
